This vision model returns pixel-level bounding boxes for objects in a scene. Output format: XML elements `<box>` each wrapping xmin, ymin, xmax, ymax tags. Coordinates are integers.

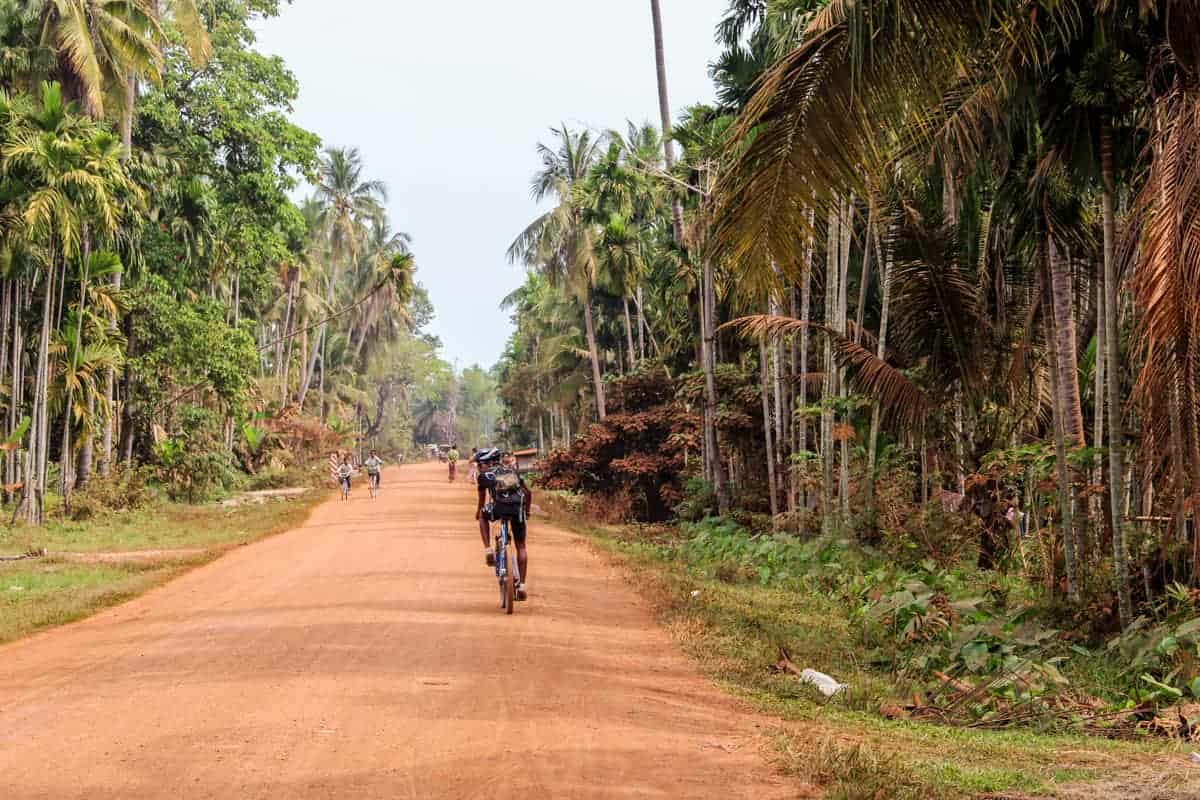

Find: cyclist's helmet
<box><xmin>475</xmin><ymin>447</ymin><xmax>501</xmax><ymax>464</ymax></box>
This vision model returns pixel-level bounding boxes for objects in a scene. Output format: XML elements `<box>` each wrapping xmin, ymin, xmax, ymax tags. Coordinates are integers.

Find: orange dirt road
<box><xmin>0</xmin><ymin>462</ymin><xmax>792</xmax><ymax>799</ymax></box>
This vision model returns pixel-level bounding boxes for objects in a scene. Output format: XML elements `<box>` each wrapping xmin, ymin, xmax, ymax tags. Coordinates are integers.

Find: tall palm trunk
<box><xmin>866</xmin><ymin>227</ymin><xmax>893</xmax><ymax>529</ymax></box>
<box><xmin>838</xmin><ymin>199</ymin><xmax>852</xmax><ymax>524</ymax></box>
<box><xmin>787</xmin><ymin>286</ymin><xmax>799</xmax><ymax>516</ymax></box>
<box><xmin>22</xmin><ymin>260</ymin><xmax>56</xmax><ymax>524</ymax></box>
<box><xmin>8</xmin><ymin>280</ymin><xmax>23</xmax><ymax>505</ymax></box>
<box><xmin>649</xmin><ymin>0</ymin><xmax>725</xmax><ymax>510</ymax></box>
<box><xmin>101</xmin><ymin>269</ymin><xmax>120</xmax><ymax>476</ymax></box>
<box><xmin>799</xmin><ymin>214</ymin><xmax>814</xmax><ymax>514</ymax></box>
<box><xmin>1101</xmin><ymin>120</ymin><xmax>1131</xmax><ymax>627</ymax></box>
<box><xmin>0</xmin><ymin>280</ymin><xmax>8</xmax><ymax>501</ymax></box>
<box><xmin>299</xmin><ymin>253</ymin><xmax>340</xmax><ymax>408</ymax></box>
<box><xmin>821</xmin><ymin>207</ymin><xmax>839</xmax><ymax>534</ymax></box>
<box><xmin>582</xmin><ymin>290</ymin><xmax>607</xmax><ymax>419</ymax></box>
<box><xmin>702</xmin><ymin>258</ymin><xmax>729</xmax><ymax>513</ymax></box>
<box><xmin>77</xmin><ymin>392</ymin><xmax>95</xmax><ymax>487</ymax></box>
<box><xmin>1049</xmin><ymin>239</ymin><xmax>1086</xmax><ymax>443</ymax></box>
<box><xmin>1047</xmin><ymin>237</ymin><xmax>1081</xmax><ymax>600</ymax></box>
<box><xmin>636</xmin><ymin>285</ymin><xmax>646</xmax><ymax>360</ymax></box>
<box><xmin>649</xmin><ymin>0</ymin><xmax>684</xmax><ymax>242</ymax></box>
<box><xmin>622</xmin><ymin>296</ymin><xmax>636</xmax><ymax>372</ymax></box>
<box><xmin>855</xmin><ymin>205</ymin><xmax>875</xmax><ymax>346</ymax></box>
<box><xmin>1044</xmin><ymin>263</ymin><xmax>1077</xmax><ymax>600</ymax></box>
<box><xmin>760</xmin><ymin>336</ymin><xmax>778</xmax><ymax>523</ymax></box>
<box><xmin>1092</xmin><ymin>270</ymin><xmax>1106</xmax><ymax>553</ymax></box>
<box><xmin>769</xmin><ymin>275</ymin><xmax>784</xmax><ymax>495</ymax></box>
<box><xmin>277</xmin><ymin>272</ymin><xmax>296</xmax><ymax>404</ymax></box>
<box><xmin>62</xmin><ymin>235</ymin><xmax>93</xmax><ymax>510</ymax></box>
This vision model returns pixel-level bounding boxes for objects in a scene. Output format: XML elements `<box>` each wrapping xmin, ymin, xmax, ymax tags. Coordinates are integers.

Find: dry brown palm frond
<box><xmin>716</xmin><ymin>309</ymin><xmax>893</xmax><ymax>362</ymax></box>
<box><xmin>723</xmin><ymin>314</ymin><xmax>931</xmax><ymax>428</ymax></box>
<box><xmin>829</xmin><ymin>335</ymin><xmax>932</xmax><ymax>429</ymax></box>
<box><xmin>1129</xmin><ymin>85</ymin><xmax>1200</xmax><ymax>431</ymax></box>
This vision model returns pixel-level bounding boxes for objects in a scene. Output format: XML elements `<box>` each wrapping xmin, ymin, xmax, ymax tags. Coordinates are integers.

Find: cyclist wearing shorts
<box><xmin>447</xmin><ymin>444</ymin><xmax>460</xmax><ymax>482</ymax></box>
<box><xmin>475</xmin><ymin>448</ymin><xmax>531</xmax><ymax>598</ymax></box>
<box><xmin>364</xmin><ymin>450</ymin><xmax>384</xmax><ymax>491</ymax></box>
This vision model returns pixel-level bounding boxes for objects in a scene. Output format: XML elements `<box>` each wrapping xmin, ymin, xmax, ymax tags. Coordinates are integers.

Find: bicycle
<box><xmin>339</xmin><ymin>476</ymin><xmax>352</xmax><ymax>501</ymax></box>
<box><xmin>368</xmin><ymin>472</ymin><xmax>380</xmax><ymax>499</ymax></box>
<box><xmin>493</xmin><ymin>517</ymin><xmax>523</xmax><ymax>615</ymax></box>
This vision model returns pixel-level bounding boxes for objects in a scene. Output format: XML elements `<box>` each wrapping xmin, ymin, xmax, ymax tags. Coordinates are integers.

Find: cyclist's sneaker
<box><xmin>485</xmin><ymin>548</ymin><xmax>495</xmax><ymax>567</ymax></box>
<box><xmin>516</xmin><ymin>582</ymin><xmax>528</xmax><ymax>601</ymax></box>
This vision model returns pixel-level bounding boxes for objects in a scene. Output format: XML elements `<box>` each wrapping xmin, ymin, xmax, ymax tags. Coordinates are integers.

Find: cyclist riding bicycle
<box><xmin>475</xmin><ymin>448</ymin><xmax>531</xmax><ymax>598</ymax></box>
<box><xmin>447</xmin><ymin>444</ymin><xmax>460</xmax><ymax>482</ymax></box>
<box><xmin>336</xmin><ymin>454</ymin><xmax>355</xmax><ymax>498</ymax></box>
<box><xmin>364</xmin><ymin>449</ymin><xmax>384</xmax><ymax>492</ymax></box>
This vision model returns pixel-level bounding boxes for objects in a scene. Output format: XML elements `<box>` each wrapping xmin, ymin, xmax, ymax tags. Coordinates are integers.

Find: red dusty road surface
<box><xmin>0</xmin><ymin>462</ymin><xmax>793</xmax><ymax>799</ymax></box>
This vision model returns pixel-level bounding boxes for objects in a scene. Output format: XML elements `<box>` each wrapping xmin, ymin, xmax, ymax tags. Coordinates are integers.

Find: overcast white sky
<box><xmin>255</xmin><ymin>0</ymin><xmax>726</xmax><ymax>370</ymax></box>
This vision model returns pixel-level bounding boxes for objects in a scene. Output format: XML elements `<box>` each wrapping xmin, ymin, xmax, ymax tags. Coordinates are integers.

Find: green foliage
<box><xmin>675</xmin><ymin>477</ymin><xmax>716</xmax><ymax>523</ymax></box>
<box><xmin>152</xmin><ymin>407</ymin><xmax>238</xmax><ymax>502</ymax></box>
<box><xmin>127</xmin><ymin>274</ymin><xmax>257</xmax><ymax>418</ymax></box>
<box><xmin>70</xmin><ymin>466</ymin><xmax>154</xmax><ymax>521</ymax></box>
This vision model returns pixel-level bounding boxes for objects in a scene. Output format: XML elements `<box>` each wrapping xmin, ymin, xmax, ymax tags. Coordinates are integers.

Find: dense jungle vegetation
<box><xmin>0</xmin><ymin>0</ymin><xmax>495</xmax><ymax>521</ymax></box>
<box><xmin>498</xmin><ymin>0</ymin><xmax>1200</xmax><ymax>737</ymax></box>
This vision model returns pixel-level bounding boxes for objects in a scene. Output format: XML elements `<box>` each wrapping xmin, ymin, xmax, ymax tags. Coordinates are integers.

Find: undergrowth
<box><xmin>540</xmin><ymin>492</ymin><xmax>1199</xmax><ymax>798</ymax></box>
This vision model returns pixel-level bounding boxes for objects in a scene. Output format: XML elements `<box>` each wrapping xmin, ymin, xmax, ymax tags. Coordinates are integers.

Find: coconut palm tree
<box><xmin>297</xmin><ymin>146</ymin><xmax>386</xmax><ymax>407</ymax></box>
<box><xmin>35</xmin><ymin>0</ymin><xmax>164</xmax><ymax>120</ymax></box>
<box><xmin>508</xmin><ymin>126</ymin><xmax>607</xmax><ymax>419</ymax></box>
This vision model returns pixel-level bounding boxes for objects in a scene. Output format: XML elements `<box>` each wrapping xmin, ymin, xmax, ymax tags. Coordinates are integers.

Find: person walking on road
<box><xmin>447</xmin><ymin>444</ymin><xmax>460</xmax><ymax>482</ymax></box>
<box><xmin>466</xmin><ymin>448</ymin><xmax>479</xmax><ymax>484</ymax></box>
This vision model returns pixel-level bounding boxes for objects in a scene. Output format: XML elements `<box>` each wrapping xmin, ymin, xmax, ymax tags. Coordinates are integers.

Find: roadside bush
<box><xmin>885</xmin><ymin>501</ymin><xmax>983</xmax><ymax>568</ymax></box>
<box><xmin>244</xmin><ymin>468</ymin><xmax>308</xmax><ymax>491</ymax></box>
<box><xmin>675</xmin><ymin>477</ymin><xmax>716</xmax><ymax>522</ymax></box>
<box><xmin>540</xmin><ymin>369</ymin><xmax>698</xmax><ymax>523</ymax></box>
<box><xmin>153</xmin><ymin>406</ymin><xmax>239</xmax><ymax>502</ymax></box>
<box><xmin>69</xmin><ymin>465</ymin><xmax>155</xmax><ymax>521</ymax></box>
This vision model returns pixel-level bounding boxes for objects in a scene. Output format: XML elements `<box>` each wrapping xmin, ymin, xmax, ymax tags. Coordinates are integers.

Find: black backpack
<box><xmin>489</xmin><ymin>466</ymin><xmax>525</xmax><ymax>520</ymax></box>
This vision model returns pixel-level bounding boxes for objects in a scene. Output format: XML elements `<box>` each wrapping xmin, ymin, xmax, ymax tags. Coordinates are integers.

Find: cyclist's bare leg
<box><xmin>516</xmin><ymin>540</ymin><xmax>528</xmax><ymax>585</ymax></box>
<box><xmin>478</xmin><ymin>516</ymin><xmax>491</xmax><ymax>549</ymax></box>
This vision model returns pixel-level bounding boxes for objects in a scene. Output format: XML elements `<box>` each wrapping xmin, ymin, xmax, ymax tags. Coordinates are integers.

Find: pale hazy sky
<box><xmin>255</xmin><ymin>0</ymin><xmax>727</xmax><ymax>370</ymax></box>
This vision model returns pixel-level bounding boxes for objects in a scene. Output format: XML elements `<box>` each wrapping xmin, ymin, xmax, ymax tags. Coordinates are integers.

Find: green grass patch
<box><xmin>0</xmin><ymin>494</ymin><xmax>321</xmax><ymax>555</ymax></box>
<box><xmin>0</xmin><ymin>490</ymin><xmax>323</xmax><ymax>644</ymax></box>
<box><xmin>0</xmin><ymin>559</ymin><xmax>180</xmax><ymax>644</ymax></box>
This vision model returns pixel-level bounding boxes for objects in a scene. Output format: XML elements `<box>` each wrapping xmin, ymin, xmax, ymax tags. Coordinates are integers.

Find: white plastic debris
<box><xmin>1189</xmin><ymin>752</ymin><xmax>1200</xmax><ymax>765</ymax></box>
<box><xmin>690</xmin><ymin>590</ymin><xmax>701</xmax><ymax>599</ymax></box>
<box><xmin>799</xmin><ymin>668</ymin><xmax>848</xmax><ymax>697</ymax></box>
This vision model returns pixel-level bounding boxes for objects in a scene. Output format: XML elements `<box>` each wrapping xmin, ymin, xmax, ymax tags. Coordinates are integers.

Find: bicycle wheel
<box><xmin>504</xmin><ymin>542</ymin><xmax>516</xmax><ymax>615</ymax></box>
<box><xmin>496</xmin><ymin>541</ymin><xmax>507</xmax><ymax>610</ymax></box>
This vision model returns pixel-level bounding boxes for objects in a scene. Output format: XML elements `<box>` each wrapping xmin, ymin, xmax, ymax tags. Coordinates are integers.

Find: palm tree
<box><xmin>297</xmin><ymin>146</ymin><xmax>386</xmax><ymax>407</ymax></box>
<box><xmin>508</xmin><ymin>126</ymin><xmax>607</xmax><ymax>419</ymax></box>
<box><xmin>349</xmin><ymin>218</ymin><xmax>413</xmax><ymax>362</ymax></box>
<box><xmin>35</xmin><ymin>0</ymin><xmax>164</xmax><ymax>120</ymax></box>
<box><xmin>1</xmin><ymin>82</ymin><xmax>137</xmax><ymax>522</ymax></box>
